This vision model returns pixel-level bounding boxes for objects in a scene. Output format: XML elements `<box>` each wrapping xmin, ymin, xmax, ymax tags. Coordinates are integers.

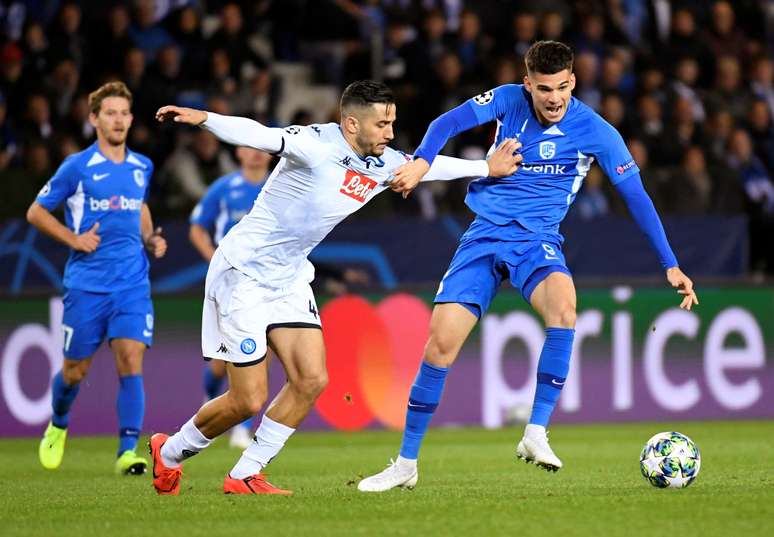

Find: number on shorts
<box><xmin>62</xmin><ymin>324</ymin><xmax>74</xmax><ymax>352</ymax></box>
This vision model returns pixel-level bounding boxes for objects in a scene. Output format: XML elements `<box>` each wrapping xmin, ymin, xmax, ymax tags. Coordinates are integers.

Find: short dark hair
<box><xmin>340</xmin><ymin>80</ymin><xmax>394</xmax><ymax>113</ymax></box>
<box><xmin>525</xmin><ymin>41</ymin><xmax>574</xmax><ymax>75</ymax></box>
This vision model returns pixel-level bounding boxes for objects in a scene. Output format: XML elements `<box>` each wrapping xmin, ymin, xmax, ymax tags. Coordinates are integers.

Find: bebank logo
<box><xmin>316</xmin><ymin>294</ymin><xmax>431</xmax><ymax>430</ymax></box>
<box><xmin>89</xmin><ymin>195</ymin><xmax>143</xmax><ymax>211</ymax></box>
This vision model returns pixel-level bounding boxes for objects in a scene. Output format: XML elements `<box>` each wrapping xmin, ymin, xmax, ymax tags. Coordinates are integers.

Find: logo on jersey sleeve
<box><xmin>285</xmin><ymin>126</ymin><xmax>301</xmax><ymax>135</ymax></box>
<box><xmin>38</xmin><ymin>181</ymin><xmax>51</xmax><ymax>197</ymax></box>
<box><xmin>616</xmin><ymin>160</ymin><xmax>636</xmax><ymax>175</ymax></box>
<box><xmin>473</xmin><ymin>90</ymin><xmax>494</xmax><ymax>105</ymax></box>
<box><xmin>539</xmin><ymin>141</ymin><xmax>556</xmax><ymax>159</ymax></box>
<box><xmin>340</xmin><ymin>170</ymin><xmax>377</xmax><ymax>203</ymax></box>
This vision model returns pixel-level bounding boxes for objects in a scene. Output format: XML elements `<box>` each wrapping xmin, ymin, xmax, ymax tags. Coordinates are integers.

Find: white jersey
<box><xmin>202</xmin><ymin>115</ymin><xmax>488</xmax><ymax>290</ymax></box>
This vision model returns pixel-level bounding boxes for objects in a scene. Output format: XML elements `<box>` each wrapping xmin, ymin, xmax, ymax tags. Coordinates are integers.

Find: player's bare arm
<box><xmin>26</xmin><ymin>202</ymin><xmax>101</xmax><ymax>253</ymax></box>
<box><xmin>155</xmin><ymin>105</ymin><xmax>207</xmax><ymax>126</ymax></box>
<box><xmin>141</xmin><ymin>203</ymin><xmax>167</xmax><ymax>258</ymax></box>
<box><xmin>666</xmin><ymin>266</ymin><xmax>699</xmax><ymax>310</ymax></box>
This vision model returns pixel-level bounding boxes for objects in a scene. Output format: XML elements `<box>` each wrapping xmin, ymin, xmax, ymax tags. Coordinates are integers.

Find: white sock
<box><xmin>160</xmin><ymin>417</ymin><xmax>213</xmax><ymax>468</ymax></box>
<box><xmin>397</xmin><ymin>455</ymin><xmax>417</xmax><ymax>469</ymax></box>
<box><xmin>525</xmin><ymin>423</ymin><xmax>546</xmax><ymax>437</ymax></box>
<box><xmin>229</xmin><ymin>415</ymin><xmax>295</xmax><ymax>479</ymax></box>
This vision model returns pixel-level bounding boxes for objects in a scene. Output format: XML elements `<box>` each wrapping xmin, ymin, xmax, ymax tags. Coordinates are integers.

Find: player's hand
<box><xmin>390</xmin><ymin>158</ymin><xmax>431</xmax><ymax>198</ymax></box>
<box><xmin>487</xmin><ymin>138</ymin><xmax>522</xmax><ymax>178</ymax></box>
<box><xmin>666</xmin><ymin>267</ymin><xmax>699</xmax><ymax>310</ymax></box>
<box><xmin>155</xmin><ymin>106</ymin><xmax>207</xmax><ymax>126</ymax></box>
<box><xmin>71</xmin><ymin>222</ymin><xmax>101</xmax><ymax>253</ymax></box>
<box><xmin>145</xmin><ymin>227</ymin><xmax>167</xmax><ymax>258</ymax></box>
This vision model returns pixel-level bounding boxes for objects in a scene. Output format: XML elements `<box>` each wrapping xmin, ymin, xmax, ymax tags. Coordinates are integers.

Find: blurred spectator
<box><xmin>48</xmin><ymin>3</ymin><xmax>86</xmax><ymax>71</ymax></box>
<box><xmin>62</xmin><ymin>92</ymin><xmax>93</xmax><ymax>148</ymax></box>
<box><xmin>600</xmin><ymin>92</ymin><xmax>627</xmax><ymax>135</ymax></box>
<box><xmin>160</xmin><ymin>130</ymin><xmax>237</xmax><ymax>213</ymax></box>
<box><xmin>92</xmin><ymin>4</ymin><xmax>134</xmax><ymax>78</ymax></box>
<box><xmin>573</xmin><ymin>50</ymin><xmax>601</xmax><ymax>110</ymax></box>
<box><xmin>506</xmin><ymin>11</ymin><xmax>538</xmax><ymax>57</ymax></box>
<box><xmin>661</xmin><ymin>8</ymin><xmax>713</xmax><ymax>81</ymax></box>
<box><xmin>0</xmin><ymin>41</ymin><xmax>25</xmax><ymax>119</ymax></box>
<box><xmin>665</xmin><ymin>146</ymin><xmax>714</xmax><ymax>215</ymax></box>
<box><xmin>129</xmin><ymin>0</ymin><xmax>175</xmax><ymax>60</ymax></box>
<box><xmin>705</xmin><ymin>55</ymin><xmax>751</xmax><ymax>121</ymax></box>
<box><xmin>670</xmin><ymin>56</ymin><xmax>706</xmax><ymax>123</ymax></box>
<box><xmin>749</xmin><ymin>55</ymin><xmax>774</xmax><ymax>119</ymax></box>
<box><xmin>21</xmin><ymin>21</ymin><xmax>50</xmax><ymax>81</ymax></box>
<box><xmin>746</xmin><ymin>99</ymin><xmax>774</xmax><ymax>174</ymax></box>
<box><xmin>539</xmin><ymin>10</ymin><xmax>565</xmax><ymax>42</ymax></box>
<box><xmin>208</xmin><ymin>3</ymin><xmax>266</xmax><ymax>80</ymax></box>
<box><xmin>0</xmin><ymin>140</ymin><xmax>51</xmax><ymax>219</ymax></box>
<box><xmin>702</xmin><ymin>109</ymin><xmax>735</xmax><ymax>165</ymax></box>
<box><xmin>453</xmin><ymin>9</ymin><xmax>493</xmax><ymax>84</ymax></box>
<box><xmin>0</xmin><ymin>93</ymin><xmax>17</xmax><ymax>171</ymax></box>
<box><xmin>704</xmin><ymin>1</ymin><xmax>748</xmax><ymax>64</ymax></box>
<box><xmin>21</xmin><ymin>93</ymin><xmax>54</xmax><ymax>143</ymax></box>
<box><xmin>46</xmin><ymin>58</ymin><xmax>79</xmax><ymax>119</ymax></box>
<box><xmin>170</xmin><ymin>6</ymin><xmax>209</xmax><ymax>87</ymax></box>
<box><xmin>632</xmin><ymin>94</ymin><xmax>667</xmax><ymax>164</ymax></box>
<box><xmin>727</xmin><ymin>128</ymin><xmax>774</xmax><ymax>272</ymax></box>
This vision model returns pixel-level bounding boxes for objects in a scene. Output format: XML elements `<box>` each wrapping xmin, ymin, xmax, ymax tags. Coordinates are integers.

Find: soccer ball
<box><xmin>639</xmin><ymin>431</ymin><xmax>701</xmax><ymax>489</ymax></box>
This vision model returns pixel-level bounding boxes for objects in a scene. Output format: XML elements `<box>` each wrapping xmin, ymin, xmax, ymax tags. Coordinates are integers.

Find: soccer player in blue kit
<box><xmin>27</xmin><ymin>81</ymin><xmax>167</xmax><ymax>475</ymax></box>
<box><xmin>358</xmin><ymin>41</ymin><xmax>699</xmax><ymax>492</ymax></box>
<box><xmin>189</xmin><ymin>147</ymin><xmax>271</xmax><ymax>449</ymax></box>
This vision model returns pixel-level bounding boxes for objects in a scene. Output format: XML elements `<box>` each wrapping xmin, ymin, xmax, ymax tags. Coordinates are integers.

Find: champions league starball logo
<box><xmin>473</xmin><ymin>90</ymin><xmax>493</xmax><ymax>105</ymax></box>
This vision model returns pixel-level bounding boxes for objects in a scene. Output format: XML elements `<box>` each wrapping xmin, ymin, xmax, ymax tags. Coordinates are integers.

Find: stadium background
<box><xmin>1</xmin><ymin>1</ymin><xmax>773</xmax><ymax>435</ymax></box>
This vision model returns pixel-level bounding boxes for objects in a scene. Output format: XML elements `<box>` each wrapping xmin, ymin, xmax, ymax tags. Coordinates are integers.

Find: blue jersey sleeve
<box><xmin>580</xmin><ymin>115</ymin><xmax>639</xmax><ymax>185</ymax></box>
<box><xmin>190</xmin><ymin>180</ymin><xmax>223</xmax><ymax>228</ymax></box>
<box><xmin>35</xmin><ymin>156</ymin><xmax>79</xmax><ymax>211</ymax></box>
<box><xmin>143</xmin><ymin>160</ymin><xmax>154</xmax><ymax>202</ymax></box>
<box><xmin>414</xmin><ymin>84</ymin><xmax>521</xmax><ymax>165</ymax></box>
<box><xmin>615</xmin><ymin>173</ymin><xmax>678</xmax><ymax>269</ymax></box>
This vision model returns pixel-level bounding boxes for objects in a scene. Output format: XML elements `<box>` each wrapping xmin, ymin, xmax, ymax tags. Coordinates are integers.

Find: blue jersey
<box><xmin>189</xmin><ymin>171</ymin><xmax>265</xmax><ymax>244</ymax></box>
<box><xmin>439</xmin><ymin>84</ymin><xmax>639</xmax><ymax>237</ymax></box>
<box><xmin>35</xmin><ymin>142</ymin><xmax>153</xmax><ymax>292</ymax></box>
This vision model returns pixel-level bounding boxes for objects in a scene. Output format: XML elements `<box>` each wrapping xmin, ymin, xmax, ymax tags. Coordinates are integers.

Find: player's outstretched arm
<box><xmin>614</xmin><ymin>174</ymin><xmax>698</xmax><ymax>310</ymax></box>
<box><xmin>155</xmin><ymin>105</ymin><xmax>207</xmax><ymax>126</ymax></box>
<box><xmin>26</xmin><ymin>202</ymin><xmax>101</xmax><ymax>253</ymax></box>
<box><xmin>413</xmin><ymin>138</ymin><xmax>522</xmax><ymax>187</ymax></box>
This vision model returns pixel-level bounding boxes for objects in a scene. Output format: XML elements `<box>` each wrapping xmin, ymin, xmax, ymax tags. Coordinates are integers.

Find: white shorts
<box><xmin>201</xmin><ymin>250</ymin><xmax>322</xmax><ymax>366</ymax></box>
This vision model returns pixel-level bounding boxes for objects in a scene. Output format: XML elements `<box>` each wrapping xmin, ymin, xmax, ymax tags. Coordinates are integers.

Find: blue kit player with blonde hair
<box><xmin>359</xmin><ymin>41</ymin><xmax>699</xmax><ymax>492</ymax></box>
<box><xmin>27</xmin><ymin>81</ymin><xmax>166</xmax><ymax>475</ymax></box>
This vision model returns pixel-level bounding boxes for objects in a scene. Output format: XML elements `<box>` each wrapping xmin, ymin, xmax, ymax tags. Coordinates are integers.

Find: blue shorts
<box><xmin>434</xmin><ymin>217</ymin><xmax>571</xmax><ymax>317</ymax></box>
<box><xmin>61</xmin><ymin>284</ymin><xmax>154</xmax><ymax>359</ymax></box>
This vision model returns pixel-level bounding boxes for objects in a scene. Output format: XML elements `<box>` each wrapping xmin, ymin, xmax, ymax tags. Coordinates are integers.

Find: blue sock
<box><xmin>117</xmin><ymin>375</ymin><xmax>145</xmax><ymax>456</ymax></box>
<box><xmin>51</xmin><ymin>371</ymin><xmax>80</xmax><ymax>429</ymax></box>
<box><xmin>399</xmin><ymin>361</ymin><xmax>449</xmax><ymax>460</ymax></box>
<box><xmin>240</xmin><ymin>417</ymin><xmax>253</xmax><ymax>430</ymax></box>
<box><xmin>203</xmin><ymin>367</ymin><xmax>225</xmax><ymax>400</ymax></box>
<box><xmin>529</xmin><ymin>327</ymin><xmax>575</xmax><ymax>427</ymax></box>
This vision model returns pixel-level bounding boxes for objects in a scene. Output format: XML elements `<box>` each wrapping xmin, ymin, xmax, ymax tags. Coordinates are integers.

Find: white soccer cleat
<box><xmin>229</xmin><ymin>425</ymin><xmax>253</xmax><ymax>450</ymax></box>
<box><xmin>517</xmin><ymin>425</ymin><xmax>563</xmax><ymax>472</ymax></box>
<box><xmin>357</xmin><ymin>458</ymin><xmax>418</xmax><ymax>492</ymax></box>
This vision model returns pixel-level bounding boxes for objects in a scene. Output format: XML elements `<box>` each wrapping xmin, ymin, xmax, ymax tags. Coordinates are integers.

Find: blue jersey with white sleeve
<box><xmin>189</xmin><ymin>171</ymin><xmax>265</xmax><ymax>244</ymax></box>
<box><xmin>35</xmin><ymin>142</ymin><xmax>153</xmax><ymax>292</ymax></box>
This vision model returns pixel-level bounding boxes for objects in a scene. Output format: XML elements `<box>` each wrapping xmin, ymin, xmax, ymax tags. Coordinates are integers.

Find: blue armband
<box><xmin>413</xmin><ymin>103</ymin><xmax>480</xmax><ymax>166</ymax></box>
<box><xmin>615</xmin><ymin>174</ymin><xmax>679</xmax><ymax>270</ymax></box>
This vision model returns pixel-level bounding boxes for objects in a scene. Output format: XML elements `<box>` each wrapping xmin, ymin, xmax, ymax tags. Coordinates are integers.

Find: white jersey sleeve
<box><xmin>422</xmin><ymin>155</ymin><xmax>489</xmax><ymax>182</ymax></box>
<box><xmin>202</xmin><ymin>114</ymin><xmax>328</xmax><ymax>167</ymax></box>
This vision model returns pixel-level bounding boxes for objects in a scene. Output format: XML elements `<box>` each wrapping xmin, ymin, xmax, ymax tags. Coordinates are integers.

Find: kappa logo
<box><xmin>473</xmin><ymin>90</ymin><xmax>494</xmax><ymax>105</ymax></box>
<box><xmin>340</xmin><ymin>170</ymin><xmax>377</xmax><ymax>203</ymax></box>
<box><xmin>539</xmin><ymin>141</ymin><xmax>556</xmax><ymax>160</ymax></box>
<box><xmin>217</xmin><ymin>343</ymin><xmax>228</xmax><ymax>353</ymax></box>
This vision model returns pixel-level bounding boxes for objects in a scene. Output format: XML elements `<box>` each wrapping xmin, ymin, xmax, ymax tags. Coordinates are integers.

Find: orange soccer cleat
<box><xmin>148</xmin><ymin>433</ymin><xmax>183</xmax><ymax>495</ymax></box>
<box><xmin>223</xmin><ymin>473</ymin><xmax>292</xmax><ymax>495</ymax></box>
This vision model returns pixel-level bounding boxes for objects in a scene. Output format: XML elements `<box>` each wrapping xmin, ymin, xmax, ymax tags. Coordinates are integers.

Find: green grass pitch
<box><xmin>1</xmin><ymin>421</ymin><xmax>772</xmax><ymax>537</ymax></box>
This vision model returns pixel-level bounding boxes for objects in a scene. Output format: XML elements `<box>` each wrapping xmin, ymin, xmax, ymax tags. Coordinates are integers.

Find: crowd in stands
<box><xmin>1</xmin><ymin>0</ymin><xmax>774</xmax><ymax>272</ymax></box>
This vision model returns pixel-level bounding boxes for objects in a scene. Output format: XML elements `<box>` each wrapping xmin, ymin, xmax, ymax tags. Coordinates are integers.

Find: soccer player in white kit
<box><xmin>149</xmin><ymin>80</ymin><xmax>523</xmax><ymax>495</ymax></box>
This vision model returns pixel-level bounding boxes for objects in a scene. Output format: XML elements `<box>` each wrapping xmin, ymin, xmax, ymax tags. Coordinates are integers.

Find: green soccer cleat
<box><xmin>115</xmin><ymin>450</ymin><xmax>148</xmax><ymax>475</ymax></box>
<box><xmin>39</xmin><ymin>422</ymin><xmax>67</xmax><ymax>470</ymax></box>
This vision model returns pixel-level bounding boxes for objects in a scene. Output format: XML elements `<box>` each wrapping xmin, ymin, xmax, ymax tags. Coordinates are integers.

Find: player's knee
<box><xmin>293</xmin><ymin>371</ymin><xmax>328</xmax><ymax>400</ymax></box>
<box><xmin>62</xmin><ymin>364</ymin><xmax>88</xmax><ymax>384</ymax></box>
<box><xmin>233</xmin><ymin>391</ymin><xmax>267</xmax><ymax>418</ymax></box>
<box><xmin>424</xmin><ymin>334</ymin><xmax>459</xmax><ymax>367</ymax></box>
<box><xmin>547</xmin><ymin>304</ymin><xmax>576</xmax><ymax>328</ymax></box>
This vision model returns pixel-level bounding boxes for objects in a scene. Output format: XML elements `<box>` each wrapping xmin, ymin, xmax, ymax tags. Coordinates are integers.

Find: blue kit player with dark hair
<box><xmin>27</xmin><ymin>81</ymin><xmax>167</xmax><ymax>475</ymax></box>
<box><xmin>189</xmin><ymin>146</ymin><xmax>272</xmax><ymax>449</ymax></box>
<box><xmin>359</xmin><ymin>40</ymin><xmax>699</xmax><ymax>492</ymax></box>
